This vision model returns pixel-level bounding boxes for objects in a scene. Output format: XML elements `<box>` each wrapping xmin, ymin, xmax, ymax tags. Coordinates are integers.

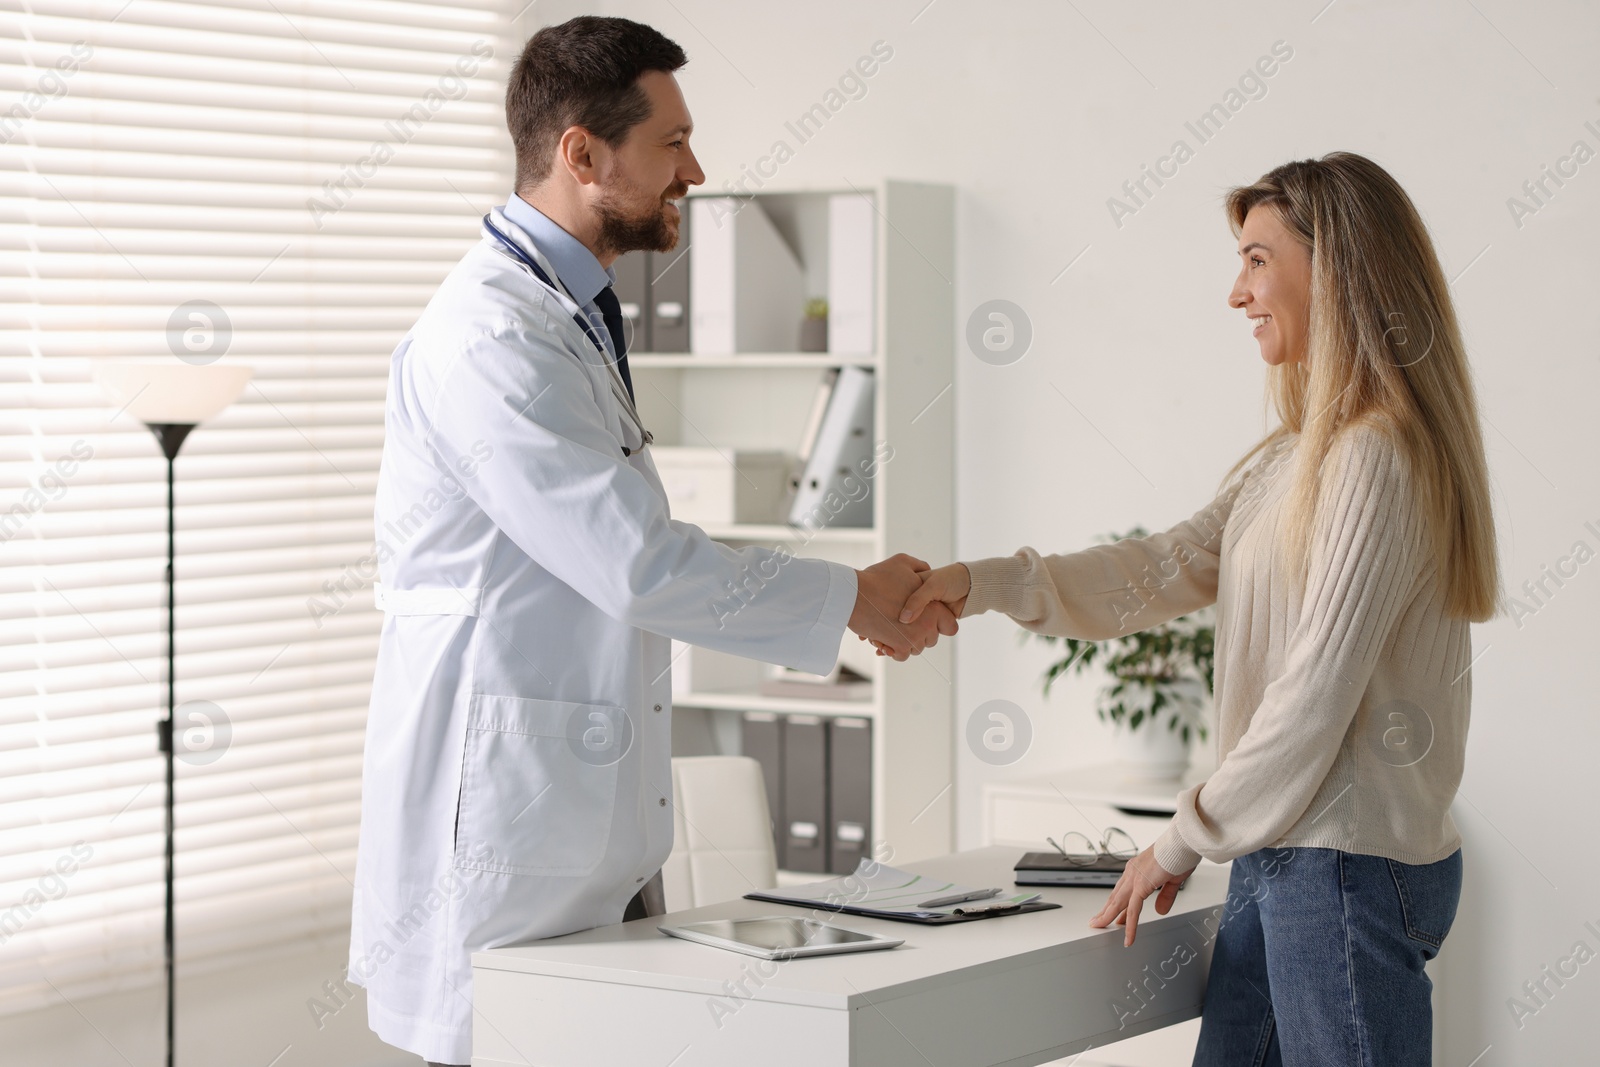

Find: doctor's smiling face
<box><xmin>506</xmin><ymin>16</ymin><xmax>701</xmax><ymax>267</ymax></box>
<box><xmin>590</xmin><ymin>71</ymin><xmax>703</xmax><ymax>259</ymax></box>
<box><xmin>1228</xmin><ymin>204</ymin><xmax>1312</xmax><ymax>366</ymax></box>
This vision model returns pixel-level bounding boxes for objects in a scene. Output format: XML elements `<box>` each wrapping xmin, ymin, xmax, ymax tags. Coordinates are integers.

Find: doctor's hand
<box><xmin>849</xmin><ymin>554</ymin><xmax>959</xmax><ymax>660</ymax></box>
<box><xmin>1088</xmin><ymin>846</ymin><xmax>1192</xmax><ymax>947</ymax></box>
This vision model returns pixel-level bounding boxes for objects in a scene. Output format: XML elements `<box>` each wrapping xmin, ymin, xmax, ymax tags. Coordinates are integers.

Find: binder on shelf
<box><xmin>611</xmin><ymin>249</ymin><xmax>648</xmax><ymax>353</ymax></box>
<box><xmin>795</xmin><ymin>369</ymin><xmax>839</xmax><ymax>459</ymax></box>
<box><xmin>786</xmin><ymin>366</ymin><xmax>875</xmax><ymax>530</ymax></box>
<box><xmin>740</xmin><ymin>711</ymin><xmax>785</xmax><ymax>868</ymax></box>
<box><xmin>827</xmin><ymin>716</ymin><xmax>872</xmax><ymax>874</ymax></box>
<box><xmin>742</xmin><ymin>709</ymin><xmax>874</xmax><ymax>873</ymax></box>
<box><xmin>689</xmin><ymin>197</ymin><xmax>806</xmax><ymax>355</ymax></box>
<box><xmin>827</xmin><ymin>193</ymin><xmax>875</xmax><ymax>354</ymax></box>
<box><xmin>605</xmin><ymin>204</ymin><xmax>691</xmax><ymax>353</ymax></box>
<box><xmin>780</xmin><ymin>714</ymin><xmax>829</xmax><ymax>874</ymax></box>
<box><xmin>786</xmin><ymin>368</ymin><xmax>838</xmax><ymax>510</ymax></box>
<box><xmin>651</xmin><ymin>206</ymin><xmax>692</xmax><ymax>352</ymax></box>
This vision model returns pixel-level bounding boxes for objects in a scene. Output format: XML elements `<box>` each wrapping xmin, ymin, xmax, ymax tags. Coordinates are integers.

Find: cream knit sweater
<box><xmin>961</xmin><ymin>425</ymin><xmax>1471</xmax><ymax>874</ymax></box>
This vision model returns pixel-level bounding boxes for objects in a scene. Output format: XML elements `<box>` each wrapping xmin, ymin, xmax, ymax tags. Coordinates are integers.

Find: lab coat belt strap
<box><xmin>372</xmin><ymin>582</ymin><xmax>482</xmax><ymax>617</ymax></box>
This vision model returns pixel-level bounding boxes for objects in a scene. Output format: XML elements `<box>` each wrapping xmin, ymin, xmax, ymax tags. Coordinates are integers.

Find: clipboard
<box><xmin>742</xmin><ymin>860</ymin><xmax>1063</xmax><ymax>925</ymax></box>
<box><xmin>744</xmin><ymin>888</ymin><xmax>1061</xmax><ymax>925</ymax></box>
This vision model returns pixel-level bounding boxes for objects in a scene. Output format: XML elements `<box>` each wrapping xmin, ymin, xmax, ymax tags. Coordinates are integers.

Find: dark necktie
<box><xmin>590</xmin><ymin>285</ymin><xmax>635</xmax><ymax>404</ymax></box>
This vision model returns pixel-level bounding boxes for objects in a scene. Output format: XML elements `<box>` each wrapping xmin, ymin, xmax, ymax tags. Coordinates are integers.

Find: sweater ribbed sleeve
<box><xmin>960</xmin><ymin>481</ymin><xmax>1243</xmax><ymax>637</ymax></box>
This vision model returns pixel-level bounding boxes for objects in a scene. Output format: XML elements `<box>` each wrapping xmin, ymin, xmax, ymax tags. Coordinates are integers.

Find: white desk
<box><xmin>980</xmin><ymin>768</ymin><xmax>1224</xmax><ymax>1065</ymax></box>
<box><xmin>472</xmin><ymin>846</ymin><xmax>1230</xmax><ymax>1066</ymax></box>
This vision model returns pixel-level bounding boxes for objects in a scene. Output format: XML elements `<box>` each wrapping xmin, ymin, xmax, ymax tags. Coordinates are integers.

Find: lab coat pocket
<box><xmin>454</xmin><ymin>693</ymin><xmax>625</xmax><ymax>877</ymax></box>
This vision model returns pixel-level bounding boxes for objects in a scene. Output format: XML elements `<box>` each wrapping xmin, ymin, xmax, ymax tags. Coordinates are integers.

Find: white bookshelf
<box><xmin>636</xmin><ymin>179</ymin><xmax>956</xmax><ymax>868</ymax></box>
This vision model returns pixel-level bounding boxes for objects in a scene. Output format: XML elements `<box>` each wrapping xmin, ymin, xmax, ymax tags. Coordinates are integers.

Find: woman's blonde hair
<box><xmin>1223</xmin><ymin>152</ymin><xmax>1499</xmax><ymax>621</ymax></box>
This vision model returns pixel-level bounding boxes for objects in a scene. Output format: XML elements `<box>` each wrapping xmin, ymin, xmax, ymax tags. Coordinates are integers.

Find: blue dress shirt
<box><xmin>502</xmin><ymin>192</ymin><xmax>621</xmax><ymax>364</ymax></box>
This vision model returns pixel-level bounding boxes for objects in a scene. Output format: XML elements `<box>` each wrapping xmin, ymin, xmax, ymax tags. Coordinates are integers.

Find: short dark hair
<box><xmin>506</xmin><ymin>16</ymin><xmax>687</xmax><ymax>191</ymax></box>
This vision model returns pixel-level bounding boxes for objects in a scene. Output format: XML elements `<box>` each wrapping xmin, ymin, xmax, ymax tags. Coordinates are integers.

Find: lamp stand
<box><xmin>149</xmin><ymin>422</ymin><xmax>194</xmax><ymax>1067</ymax></box>
<box><xmin>91</xmin><ymin>361</ymin><xmax>251</xmax><ymax>1067</ymax></box>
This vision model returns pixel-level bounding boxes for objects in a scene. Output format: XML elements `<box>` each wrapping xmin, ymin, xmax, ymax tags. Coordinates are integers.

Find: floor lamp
<box><xmin>92</xmin><ymin>361</ymin><xmax>251</xmax><ymax>1067</ymax></box>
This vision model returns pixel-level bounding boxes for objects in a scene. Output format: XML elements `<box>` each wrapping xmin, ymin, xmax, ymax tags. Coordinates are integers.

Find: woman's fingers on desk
<box><xmin>1089</xmin><ymin>846</ymin><xmax>1185</xmax><ymax>947</ymax></box>
<box><xmin>1153</xmin><ymin>876</ymin><xmax>1184</xmax><ymax>915</ymax></box>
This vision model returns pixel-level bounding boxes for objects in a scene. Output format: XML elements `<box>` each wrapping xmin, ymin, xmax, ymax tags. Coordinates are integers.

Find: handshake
<box><xmin>847</xmin><ymin>554</ymin><xmax>973</xmax><ymax>661</ymax></box>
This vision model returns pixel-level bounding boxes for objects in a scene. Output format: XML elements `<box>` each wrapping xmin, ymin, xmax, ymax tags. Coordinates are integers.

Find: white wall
<box><xmin>598</xmin><ymin>0</ymin><xmax>1600</xmax><ymax>1062</ymax></box>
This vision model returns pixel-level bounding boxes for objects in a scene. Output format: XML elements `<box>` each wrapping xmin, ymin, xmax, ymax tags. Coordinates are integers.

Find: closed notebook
<box><xmin>1013</xmin><ymin>851</ymin><xmax>1129</xmax><ymax>887</ymax></box>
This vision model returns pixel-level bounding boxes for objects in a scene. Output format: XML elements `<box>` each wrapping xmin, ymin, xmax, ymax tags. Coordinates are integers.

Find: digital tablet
<box><xmin>659</xmin><ymin>916</ymin><xmax>904</xmax><ymax>960</ymax></box>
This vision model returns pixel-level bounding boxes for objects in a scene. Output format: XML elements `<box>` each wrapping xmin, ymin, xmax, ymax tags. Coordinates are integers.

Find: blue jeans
<box><xmin>1192</xmin><ymin>846</ymin><xmax>1463</xmax><ymax>1067</ymax></box>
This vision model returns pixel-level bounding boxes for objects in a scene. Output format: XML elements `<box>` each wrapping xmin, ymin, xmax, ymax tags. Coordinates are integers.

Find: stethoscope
<box><xmin>482</xmin><ymin>212</ymin><xmax>653</xmax><ymax>454</ymax></box>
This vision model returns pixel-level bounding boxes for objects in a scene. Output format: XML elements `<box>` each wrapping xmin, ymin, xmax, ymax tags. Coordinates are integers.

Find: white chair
<box><xmin>660</xmin><ymin>756</ymin><xmax>779</xmax><ymax>912</ymax></box>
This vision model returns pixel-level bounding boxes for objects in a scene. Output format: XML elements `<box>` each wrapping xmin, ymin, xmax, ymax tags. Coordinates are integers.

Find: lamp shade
<box><xmin>92</xmin><ymin>361</ymin><xmax>253</xmax><ymax>425</ymax></box>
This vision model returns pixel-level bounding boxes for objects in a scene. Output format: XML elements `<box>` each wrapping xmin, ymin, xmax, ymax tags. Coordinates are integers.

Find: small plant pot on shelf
<box><xmin>798</xmin><ymin>297</ymin><xmax>829</xmax><ymax>352</ymax></box>
<box><xmin>798</xmin><ymin>315</ymin><xmax>828</xmax><ymax>352</ymax></box>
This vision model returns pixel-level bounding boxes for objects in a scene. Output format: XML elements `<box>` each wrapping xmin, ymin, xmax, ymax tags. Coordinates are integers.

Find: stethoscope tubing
<box><xmin>481</xmin><ymin>213</ymin><xmax>653</xmax><ymax>451</ymax></box>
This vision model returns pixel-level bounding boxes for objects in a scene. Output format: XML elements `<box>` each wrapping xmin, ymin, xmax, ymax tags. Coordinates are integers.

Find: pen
<box><xmin>918</xmin><ymin>887</ymin><xmax>1002</xmax><ymax>909</ymax></box>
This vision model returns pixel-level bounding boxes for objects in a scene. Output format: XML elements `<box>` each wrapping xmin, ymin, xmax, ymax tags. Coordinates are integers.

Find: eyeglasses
<box><xmin>1046</xmin><ymin>826</ymin><xmax>1139</xmax><ymax>866</ymax></box>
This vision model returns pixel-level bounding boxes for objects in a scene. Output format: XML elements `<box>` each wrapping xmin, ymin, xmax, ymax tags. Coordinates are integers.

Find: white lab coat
<box><xmin>347</xmin><ymin>209</ymin><xmax>857</xmax><ymax>1064</ymax></box>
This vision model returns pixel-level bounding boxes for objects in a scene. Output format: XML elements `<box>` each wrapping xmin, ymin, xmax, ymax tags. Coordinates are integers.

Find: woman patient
<box><xmin>895</xmin><ymin>152</ymin><xmax>1498</xmax><ymax>1066</ymax></box>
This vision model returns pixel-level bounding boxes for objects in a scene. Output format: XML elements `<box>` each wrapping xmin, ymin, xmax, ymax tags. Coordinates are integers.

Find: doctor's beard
<box><xmin>595</xmin><ymin>176</ymin><xmax>686</xmax><ymax>257</ymax></box>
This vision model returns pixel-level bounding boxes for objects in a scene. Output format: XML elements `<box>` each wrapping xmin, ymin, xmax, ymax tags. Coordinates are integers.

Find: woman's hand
<box><xmin>851</xmin><ymin>555</ymin><xmax>961</xmax><ymax>660</ymax></box>
<box><xmin>1088</xmin><ymin>846</ymin><xmax>1193</xmax><ymax>947</ymax></box>
<box><xmin>860</xmin><ymin>562</ymin><xmax>972</xmax><ymax>657</ymax></box>
<box><xmin>899</xmin><ymin>563</ymin><xmax>971</xmax><ymax>623</ymax></box>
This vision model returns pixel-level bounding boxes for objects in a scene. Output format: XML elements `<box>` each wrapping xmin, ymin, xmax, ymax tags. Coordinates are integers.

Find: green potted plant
<box><xmin>1033</xmin><ymin>527</ymin><xmax>1216</xmax><ymax>780</ymax></box>
<box><xmin>798</xmin><ymin>296</ymin><xmax>828</xmax><ymax>352</ymax></box>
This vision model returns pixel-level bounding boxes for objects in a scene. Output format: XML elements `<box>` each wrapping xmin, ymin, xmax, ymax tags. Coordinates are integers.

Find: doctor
<box><xmin>348</xmin><ymin>15</ymin><xmax>956</xmax><ymax>1066</ymax></box>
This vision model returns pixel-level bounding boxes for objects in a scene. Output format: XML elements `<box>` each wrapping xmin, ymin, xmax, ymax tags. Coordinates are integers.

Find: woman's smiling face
<box><xmin>1229</xmin><ymin>205</ymin><xmax>1313</xmax><ymax>366</ymax></box>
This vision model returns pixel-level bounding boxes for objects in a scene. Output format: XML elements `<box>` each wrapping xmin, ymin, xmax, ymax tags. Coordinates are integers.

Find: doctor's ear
<box><xmin>556</xmin><ymin>125</ymin><xmax>607</xmax><ymax>187</ymax></box>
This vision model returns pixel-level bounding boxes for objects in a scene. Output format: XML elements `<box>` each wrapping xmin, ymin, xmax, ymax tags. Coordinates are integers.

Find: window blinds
<box><xmin>0</xmin><ymin>0</ymin><xmax>514</xmax><ymax>1015</ymax></box>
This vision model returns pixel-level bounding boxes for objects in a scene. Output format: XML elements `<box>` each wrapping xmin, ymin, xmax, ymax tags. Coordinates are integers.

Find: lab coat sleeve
<box><xmin>421</xmin><ymin>325</ymin><xmax>856</xmax><ymax>676</ymax></box>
